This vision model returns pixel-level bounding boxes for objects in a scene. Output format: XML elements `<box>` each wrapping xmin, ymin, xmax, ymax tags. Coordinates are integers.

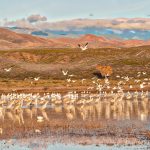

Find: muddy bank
<box><xmin>0</xmin><ymin>85</ymin><xmax>149</xmax><ymax>93</ymax></box>
<box><xmin>0</xmin><ymin>106</ymin><xmax>150</xmax><ymax>146</ymax></box>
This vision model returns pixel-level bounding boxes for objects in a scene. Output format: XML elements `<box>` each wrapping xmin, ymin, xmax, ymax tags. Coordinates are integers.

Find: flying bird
<box><xmin>4</xmin><ymin>67</ymin><xmax>12</xmax><ymax>72</ymax></box>
<box><xmin>34</xmin><ymin>77</ymin><xmax>40</xmax><ymax>81</ymax></box>
<box><xmin>61</xmin><ymin>69</ymin><xmax>68</xmax><ymax>76</ymax></box>
<box><xmin>78</xmin><ymin>43</ymin><xmax>88</xmax><ymax>51</ymax></box>
<box><xmin>68</xmin><ymin>74</ymin><xmax>76</xmax><ymax>77</ymax></box>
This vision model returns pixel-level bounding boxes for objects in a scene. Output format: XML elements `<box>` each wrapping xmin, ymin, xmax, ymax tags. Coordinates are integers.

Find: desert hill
<box><xmin>1</xmin><ymin>28</ymin><xmax>150</xmax><ymax>50</ymax></box>
<box><xmin>0</xmin><ymin>28</ymin><xmax>64</xmax><ymax>50</ymax></box>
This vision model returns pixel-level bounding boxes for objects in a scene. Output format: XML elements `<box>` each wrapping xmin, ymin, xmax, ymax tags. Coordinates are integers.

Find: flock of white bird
<box><xmin>1</xmin><ymin>68</ymin><xmax>150</xmax><ymax>109</ymax></box>
<box><xmin>0</xmin><ymin>88</ymin><xmax>149</xmax><ymax>127</ymax></box>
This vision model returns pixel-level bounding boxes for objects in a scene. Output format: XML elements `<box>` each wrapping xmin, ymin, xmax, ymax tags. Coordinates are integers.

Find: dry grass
<box><xmin>0</xmin><ymin>46</ymin><xmax>149</xmax><ymax>82</ymax></box>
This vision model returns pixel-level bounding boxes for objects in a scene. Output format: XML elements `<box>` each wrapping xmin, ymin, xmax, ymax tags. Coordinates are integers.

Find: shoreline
<box><xmin>0</xmin><ymin>85</ymin><xmax>149</xmax><ymax>93</ymax></box>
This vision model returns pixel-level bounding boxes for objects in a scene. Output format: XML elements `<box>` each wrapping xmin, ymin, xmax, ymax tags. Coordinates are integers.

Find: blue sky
<box><xmin>0</xmin><ymin>0</ymin><xmax>150</xmax><ymax>22</ymax></box>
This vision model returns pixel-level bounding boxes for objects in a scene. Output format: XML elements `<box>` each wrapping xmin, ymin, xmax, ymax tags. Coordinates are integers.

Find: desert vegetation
<box><xmin>0</xmin><ymin>46</ymin><xmax>149</xmax><ymax>81</ymax></box>
<box><xmin>96</xmin><ymin>65</ymin><xmax>113</xmax><ymax>77</ymax></box>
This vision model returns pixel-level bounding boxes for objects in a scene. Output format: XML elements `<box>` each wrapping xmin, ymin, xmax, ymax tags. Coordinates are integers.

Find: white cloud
<box><xmin>3</xmin><ymin>14</ymin><xmax>47</xmax><ymax>29</ymax></box>
<box><xmin>3</xmin><ymin>17</ymin><xmax>150</xmax><ymax>31</ymax></box>
<box><xmin>27</xmin><ymin>14</ymin><xmax>47</xmax><ymax>23</ymax></box>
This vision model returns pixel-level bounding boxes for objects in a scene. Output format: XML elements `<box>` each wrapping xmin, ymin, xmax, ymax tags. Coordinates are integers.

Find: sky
<box><xmin>0</xmin><ymin>0</ymin><xmax>150</xmax><ymax>22</ymax></box>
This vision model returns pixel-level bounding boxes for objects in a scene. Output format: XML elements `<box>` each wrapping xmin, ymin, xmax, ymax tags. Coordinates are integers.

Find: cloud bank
<box><xmin>3</xmin><ymin>16</ymin><xmax>150</xmax><ymax>30</ymax></box>
<box><xmin>27</xmin><ymin>14</ymin><xmax>47</xmax><ymax>23</ymax></box>
<box><xmin>4</xmin><ymin>14</ymin><xmax>47</xmax><ymax>28</ymax></box>
<box><xmin>2</xmin><ymin>14</ymin><xmax>150</xmax><ymax>40</ymax></box>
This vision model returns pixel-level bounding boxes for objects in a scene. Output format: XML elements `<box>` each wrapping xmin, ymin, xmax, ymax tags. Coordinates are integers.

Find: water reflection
<box><xmin>0</xmin><ymin>92</ymin><xmax>149</xmax><ymax>147</ymax></box>
<box><xmin>0</xmin><ymin>98</ymin><xmax>149</xmax><ymax>124</ymax></box>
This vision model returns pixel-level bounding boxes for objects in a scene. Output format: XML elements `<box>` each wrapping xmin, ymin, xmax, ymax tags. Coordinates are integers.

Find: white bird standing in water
<box><xmin>35</xmin><ymin>129</ymin><xmax>41</xmax><ymax>134</ymax></box>
<box><xmin>4</xmin><ymin>67</ymin><xmax>12</xmax><ymax>72</ymax></box>
<box><xmin>81</xmin><ymin>79</ymin><xmax>86</xmax><ymax>84</ymax></box>
<box><xmin>78</xmin><ymin>43</ymin><xmax>88</xmax><ymax>51</ymax></box>
<box><xmin>140</xmin><ymin>83</ymin><xmax>144</xmax><ymax>89</ymax></box>
<box><xmin>37</xmin><ymin>116</ymin><xmax>44</xmax><ymax>122</ymax></box>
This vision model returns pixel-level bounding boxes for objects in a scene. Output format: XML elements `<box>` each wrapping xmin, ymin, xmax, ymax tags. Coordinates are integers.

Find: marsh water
<box><xmin>0</xmin><ymin>92</ymin><xmax>150</xmax><ymax>149</ymax></box>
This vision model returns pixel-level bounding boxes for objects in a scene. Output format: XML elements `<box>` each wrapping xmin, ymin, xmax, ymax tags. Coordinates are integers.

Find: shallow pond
<box><xmin>0</xmin><ymin>92</ymin><xmax>150</xmax><ymax>149</ymax></box>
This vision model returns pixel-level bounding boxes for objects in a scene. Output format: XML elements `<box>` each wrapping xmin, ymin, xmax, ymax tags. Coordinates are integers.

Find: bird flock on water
<box><xmin>0</xmin><ymin>70</ymin><xmax>149</xmax><ymax>112</ymax></box>
<box><xmin>0</xmin><ymin>88</ymin><xmax>149</xmax><ymax>128</ymax></box>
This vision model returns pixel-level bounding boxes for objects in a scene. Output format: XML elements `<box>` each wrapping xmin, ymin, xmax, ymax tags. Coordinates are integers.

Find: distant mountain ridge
<box><xmin>6</xmin><ymin>18</ymin><xmax>150</xmax><ymax>40</ymax></box>
<box><xmin>0</xmin><ymin>28</ymin><xmax>150</xmax><ymax>50</ymax></box>
<box><xmin>54</xmin><ymin>34</ymin><xmax>150</xmax><ymax>48</ymax></box>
